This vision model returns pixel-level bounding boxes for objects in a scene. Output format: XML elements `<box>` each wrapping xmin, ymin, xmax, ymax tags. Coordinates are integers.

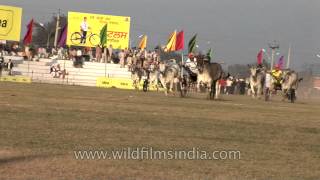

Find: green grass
<box><xmin>0</xmin><ymin>82</ymin><xmax>319</xmax><ymax>180</ymax></box>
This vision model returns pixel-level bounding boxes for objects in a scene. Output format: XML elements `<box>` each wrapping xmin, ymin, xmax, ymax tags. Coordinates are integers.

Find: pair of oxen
<box><xmin>130</xmin><ymin>58</ymin><xmax>227</xmax><ymax>99</ymax></box>
<box><xmin>248</xmin><ymin>65</ymin><xmax>302</xmax><ymax>103</ymax></box>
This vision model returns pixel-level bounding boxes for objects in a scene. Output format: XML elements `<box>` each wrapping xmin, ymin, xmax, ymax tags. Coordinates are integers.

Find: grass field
<box><xmin>0</xmin><ymin>82</ymin><xmax>319</xmax><ymax>180</ymax></box>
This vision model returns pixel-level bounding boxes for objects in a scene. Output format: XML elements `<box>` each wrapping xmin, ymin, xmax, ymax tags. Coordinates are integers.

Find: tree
<box><xmin>227</xmin><ymin>64</ymin><xmax>250</xmax><ymax>78</ymax></box>
<box><xmin>32</xmin><ymin>15</ymin><xmax>67</xmax><ymax>48</ymax></box>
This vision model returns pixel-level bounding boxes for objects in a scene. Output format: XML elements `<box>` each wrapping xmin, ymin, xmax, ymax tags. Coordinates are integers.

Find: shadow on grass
<box><xmin>0</xmin><ymin>154</ymin><xmax>51</xmax><ymax>166</ymax></box>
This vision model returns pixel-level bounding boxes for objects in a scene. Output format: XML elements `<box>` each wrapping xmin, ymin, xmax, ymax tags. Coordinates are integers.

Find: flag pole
<box><xmin>286</xmin><ymin>44</ymin><xmax>291</xmax><ymax>69</ymax></box>
<box><xmin>53</xmin><ymin>9</ymin><xmax>61</xmax><ymax>49</ymax></box>
<box><xmin>105</xmin><ymin>48</ymin><xmax>107</xmax><ymax>77</ymax></box>
<box><xmin>181</xmin><ymin>52</ymin><xmax>184</xmax><ymax>79</ymax></box>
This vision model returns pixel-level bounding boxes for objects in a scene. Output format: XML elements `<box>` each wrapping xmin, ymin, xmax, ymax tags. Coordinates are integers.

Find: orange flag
<box><xmin>165</xmin><ymin>31</ymin><xmax>177</xmax><ymax>52</ymax></box>
<box><xmin>138</xmin><ymin>35</ymin><xmax>147</xmax><ymax>49</ymax></box>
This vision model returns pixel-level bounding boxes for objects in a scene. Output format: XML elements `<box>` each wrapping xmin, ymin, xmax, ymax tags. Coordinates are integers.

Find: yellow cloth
<box><xmin>272</xmin><ymin>70</ymin><xmax>282</xmax><ymax>78</ymax></box>
<box><xmin>272</xmin><ymin>69</ymin><xmax>282</xmax><ymax>84</ymax></box>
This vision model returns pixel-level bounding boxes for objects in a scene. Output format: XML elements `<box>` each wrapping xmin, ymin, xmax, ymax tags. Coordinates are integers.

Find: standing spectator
<box><xmin>126</xmin><ymin>50</ymin><xmax>133</xmax><ymax>70</ymax></box>
<box><xmin>226</xmin><ymin>77</ymin><xmax>233</xmax><ymax>95</ymax></box>
<box><xmin>51</xmin><ymin>48</ymin><xmax>57</xmax><ymax>57</ymax></box>
<box><xmin>69</xmin><ymin>48</ymin><xmax>77</xmax><ymax>61</ymax></box>
<box><xmin>24</xmin><ymin>46</ymin><xmax>30</xmax><ymax>60</ymax></box>
<box><xmin>6</xmin><ymin>59</ymin><xmax>14</xmax><ymax>75</ymax></box>
<box><xmin>107</xmin><ymin>45</ymin><xmax>113</xmax><ymax>63</ymax></box>
<box><xmin>96</xmin><ymin>45</ymin><xmax>102</xmax><ymax>62</ymax></box>
<box><xmin>119</xmin><ymin>50</ymin><xmax>125</xmax><ymax>68</ymax></box>
<box><xmin>58</xmin><ymin>47</ymin><xmax>65</xmax><ymax>59</ymax></box>
<box><xmin>219</xmin><ymin>79</ymin><xmax>227</xmax><ymax>94</ymax></box>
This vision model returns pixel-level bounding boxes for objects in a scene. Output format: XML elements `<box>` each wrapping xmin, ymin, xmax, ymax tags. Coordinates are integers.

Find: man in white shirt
<box><xmin>76</xmin><ymin>49</ymin><xmax>82</xmax><ymax>57</ymax></box>
<box><xmin>265</xmin><ymin>71</ymin><xmax>272</xmax><ymax>89</ymax></box>
<box><xmin>184</xmin><ymin>53</ymin><xmax>198</xmax><ymax>75</ymax></box>
<box><xmin>80</xmin><ymin>17</ymin><xmax>89</xmax><ymax>44</ymax></box>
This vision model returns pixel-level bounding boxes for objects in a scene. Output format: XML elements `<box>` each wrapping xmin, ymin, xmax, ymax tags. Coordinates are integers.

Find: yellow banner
<box><xmin>67</xmin><ymin>11</ymin><xmax>130</xmax><ymax>49</ymax></box>
<box><xmin>0</xmin><ymin>5</ymin><xmax>22</xmax><ymax>41</ymax></box>
<box><xmin>0</xmin><ymin>76</ymin><xmax>31</xmax><ymax>83</ymax></box>
<box><xmin>97</xmin><ymin>77</ymin><xmax>159</xmax><ymax>91</ymax></box>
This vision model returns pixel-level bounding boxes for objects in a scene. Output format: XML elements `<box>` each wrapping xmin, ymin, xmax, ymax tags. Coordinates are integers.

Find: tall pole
<box><xmin>286</xmin><ymin>44</ymin><xmax>291</xmax><ymax>69</ymax></box>
<box><xmin>105</xmin><ymin>48</ymin><xmax>107</xmax><ymax>77</ymax></box>
<box><xmin>47</xmin><ymin>33</ymin><xmax>50</xmax><ymax>49</ymax></box>
<box><xmin>269</xmin><ymin>41</ymin><xmax>279</xmax><ymax>71</ymax></box>
<box><xmin>181</xmin><ymin>53</ymin><xmax>184</xmax><ymax>79</ymax></box>
<box><xmin>104</xmin><ymin>46</ymin><xmax>108</xmax><ymax>77</ymax></box>
<box><xmin>54</xmin><ymin>9</ymin><xmax>61</xmax><ymax>49</ymax></box>
<box><xmin>270</xmin><ymin>49</ymin><xmax>275</xmax><ymax>71</ymax></box>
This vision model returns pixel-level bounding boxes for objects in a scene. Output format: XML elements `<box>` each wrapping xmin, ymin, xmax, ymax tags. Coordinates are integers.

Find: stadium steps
<box><xmin>9</xmin><ymin>57</ymin><xmax>132</xmax><ymax>87</ymax></box>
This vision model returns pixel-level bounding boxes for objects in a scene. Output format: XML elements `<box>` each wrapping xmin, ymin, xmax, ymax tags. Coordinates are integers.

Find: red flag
<box><xmin>175</xmin><ymin>31</ymin><xmax>184</xmax><ymax>51</ymax></box>
<box><xmin>257</xmin><ymin>49</ymin><xmax>263</xmax><ymax>65</ymax></box>
<box><xmin>23</xmin><ymin>19</ymin><xmax>34</xmax><ymax>45</ymax></box>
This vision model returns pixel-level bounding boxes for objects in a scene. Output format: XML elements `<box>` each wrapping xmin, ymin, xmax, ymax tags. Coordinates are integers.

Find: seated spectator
<box><xmin>74</xmin><ymin>49</ymin><xmax>83</xmax><ymax>68</ymax></box>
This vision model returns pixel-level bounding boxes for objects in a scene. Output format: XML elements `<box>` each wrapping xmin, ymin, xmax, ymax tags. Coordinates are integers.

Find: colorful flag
<box><xmin>138</xmin><ymin>35</ymin><xmax>148</xmax><ymax>49</ymax></box>
<box><xmin>206</xmin><ymin>48</ymin><xmax>213</xmax><ymax>61</ymax></box>
<box><xmin>23</xmin><ymin>19</ymin><xmax>34</xmax><ymax>45</ymax></box>
<box><xmin>188</xmin><ymin>34</ymin><xmax>197</xmax><ymax>53</ymax></box>
<box><xmin>99</xmin><ymin>24</ymin><xmax>108</xmax><ymax>47</ymax></box>
<box><xmin>58</xmin><ymin>24</ymin><xmax>67</xmax><ymax>47</ymax></box>
<box><xmin>277</xmin><ymin>55</ymin><xmax>284</xmax><ymax>69</ymax></box>
<box><xmin>165</xmin><ymin>31</ymin><xmax>177</xmax><ymax>52</ymax></box>
<box><xmin>175</xmin><ymin>31</ymin><xmax>184</xmax><ymax>51</ymax></box>
<box><xmin>257</xmin><ymin>49</ymin><xmax>263</xmax><ymax>65</ymax></box>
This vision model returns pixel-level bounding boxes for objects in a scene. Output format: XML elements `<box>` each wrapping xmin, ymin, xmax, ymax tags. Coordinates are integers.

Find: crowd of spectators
<box><xmin>0</xmin><ymin>43</ymin><xmax>161</xmax><ymax>71</ymax></box>
<box><xmin>0</xmin><ymin>45</ymin><xmax>15</xmax><ymax>76</ymax></box>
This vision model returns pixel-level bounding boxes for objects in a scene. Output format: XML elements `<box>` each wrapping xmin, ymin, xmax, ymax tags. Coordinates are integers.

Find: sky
<box><xmin>1</xmin><ymin>0</ymin><xmax>320</xmax><ymax>69</ymax></box>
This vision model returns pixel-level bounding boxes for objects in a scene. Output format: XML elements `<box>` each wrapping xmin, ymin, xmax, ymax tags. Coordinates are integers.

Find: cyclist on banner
<box><xmin>80</xmin><ymin>17</ymin><xmax>90</xmax><ymax>44</ymax></box>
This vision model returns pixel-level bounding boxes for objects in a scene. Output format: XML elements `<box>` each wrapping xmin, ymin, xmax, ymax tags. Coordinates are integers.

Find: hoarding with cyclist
<box><xmin>67</xmin><ymin>11</ymin><xmax>131</xmax><ymax>49</ymax></box>
<box><xmin>0</xmin><ymin>5</ymin><xmax>22</xmax><ymax>41</ymax></box>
